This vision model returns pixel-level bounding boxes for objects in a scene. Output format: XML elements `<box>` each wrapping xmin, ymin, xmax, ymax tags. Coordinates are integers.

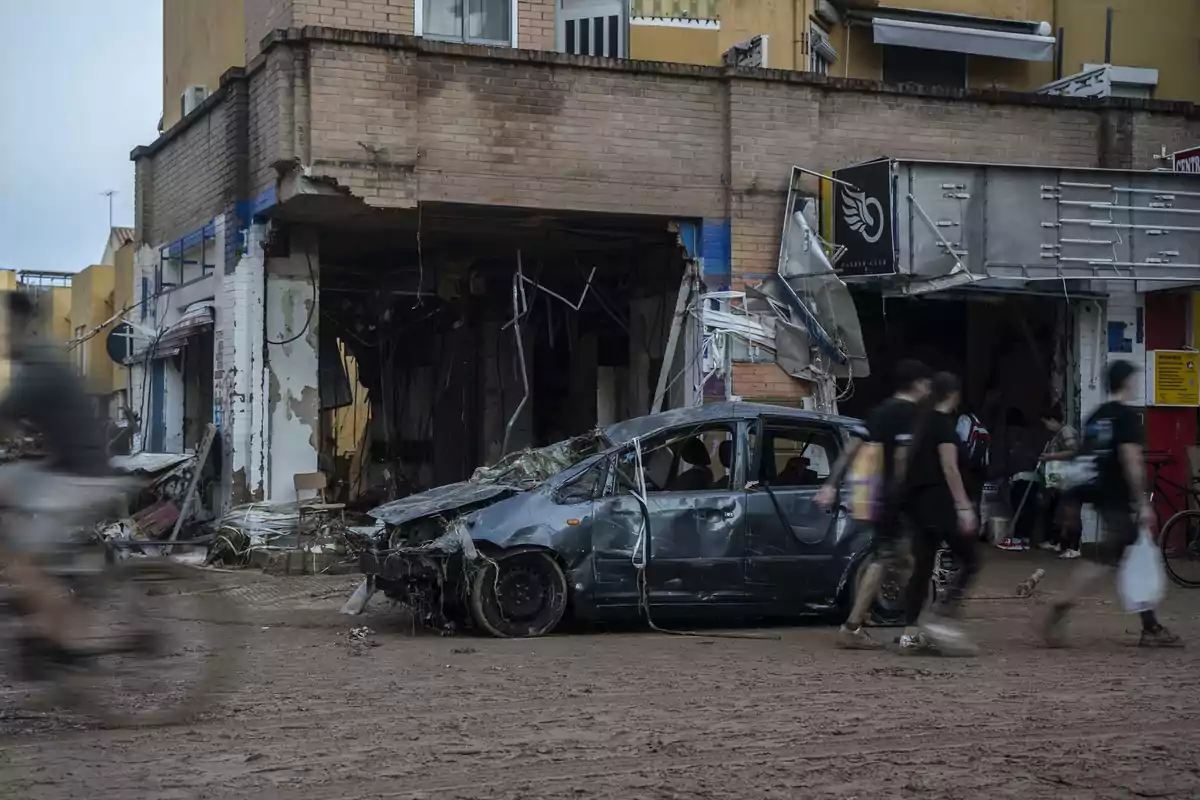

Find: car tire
<box><xmin>846</xmin><ymin>553</ymin><xmax>908</xmax><ymax>627</ymax></box>
<box><xmin>469</xmin><ymin>550</ymin><xmax>569</xmax><ymax>638</ymax></box>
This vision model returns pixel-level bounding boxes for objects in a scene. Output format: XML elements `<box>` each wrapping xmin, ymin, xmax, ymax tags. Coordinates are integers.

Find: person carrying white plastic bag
<box><xmin>1118</xmin><ymin>525</ymin><xmax>1166</xmax><ymax>613</ymax></box>
<box><xmin>1040</xmin><ymin>361</ymin><xmax>1181</xmax><ymax>648</ymax></box>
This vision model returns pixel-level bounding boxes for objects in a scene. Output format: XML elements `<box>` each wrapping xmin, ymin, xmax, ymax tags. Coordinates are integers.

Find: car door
<box><xmin>591</xmin><ymin>419</ymin><xmax>750</xmax><ymax>609</ymax></box>
<box><xmin>743</xmin><ymin>416</ymin><xmax>845</xmax><ymax>610</ymax></box>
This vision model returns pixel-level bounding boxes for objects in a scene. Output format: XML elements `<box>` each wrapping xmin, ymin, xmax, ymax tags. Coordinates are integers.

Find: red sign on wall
<box><xmin>1174</xmin><ymin>146</ymin><xmax>1200</xmax><ymax>173</ymax></box>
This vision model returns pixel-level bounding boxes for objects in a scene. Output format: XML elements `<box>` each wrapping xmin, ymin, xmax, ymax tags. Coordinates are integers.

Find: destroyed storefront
<box><xmin>285</xmin><ymin>199</ymin><xmax>698</xmax><ymax>508</ymax></box>
<box><xmin>754</xmin><ymin>158</ymin><xmax>1200</xmax><ymax>520</ymax></box>
<box><xmin>116</xmin><ymin>225</ymin><xmax>224</xmax><ymax>534</ymax></box>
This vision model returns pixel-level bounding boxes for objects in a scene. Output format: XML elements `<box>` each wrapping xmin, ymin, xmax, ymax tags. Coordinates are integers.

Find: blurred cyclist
<box><xmin>0</xmin><ymin>290</ymin><xmax>123</xmax><ymax>670</ymax></box>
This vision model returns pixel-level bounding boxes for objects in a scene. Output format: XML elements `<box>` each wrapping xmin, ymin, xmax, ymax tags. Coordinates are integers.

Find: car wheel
<box><xmin>846</xmin><ymin>553</ymin><xmax>908</xmax><ymax>626</ymax></box>
<box><xmin>469</xmin><ymin>550</ymin><xmax>569</xmax><ymax>638</ymax></box>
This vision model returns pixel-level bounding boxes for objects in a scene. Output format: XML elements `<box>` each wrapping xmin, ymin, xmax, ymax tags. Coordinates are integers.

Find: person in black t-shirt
<box><xmin>899</xmin><ymin>372</ymin><xmax>980</xmax><ymax>655</ymax></box>
<box><xmin>1040</xmin><ymin>361</ymin><xmax>1181</xmax><ymax>647</ymax></box>
<box><xmin>817</xmin><ymin>359</ymin><xmax>932</xmax><ymax>650</ymax></box>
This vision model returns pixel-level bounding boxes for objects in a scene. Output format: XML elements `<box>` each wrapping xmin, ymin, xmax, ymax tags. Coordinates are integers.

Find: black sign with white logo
<box><xmin>831</xmin><ymin>159</ymin><xmax>897</xmax><ymax>277</ymax></box>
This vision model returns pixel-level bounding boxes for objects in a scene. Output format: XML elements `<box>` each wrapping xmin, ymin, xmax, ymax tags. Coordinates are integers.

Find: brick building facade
<box><xmin>130</xmin><ymin>25</ymin><xmax>1199</xmax><ymax>508</ymax></box>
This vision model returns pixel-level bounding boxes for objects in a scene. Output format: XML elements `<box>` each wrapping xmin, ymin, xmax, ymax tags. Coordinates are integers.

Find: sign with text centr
<box><xmin>831</xmin><ymin>159</ymin><xmax>897</xmax><ymax>277</ymax></box>
<box><xmin>1173</xmin><ymin>145</ymin><xmax>1200</xmax><ymax>174</ymax></box>
<box><xmin>1149</xmin><ymin>350</ymin><xmax>1200</xmax><ymax>407</ymax></box>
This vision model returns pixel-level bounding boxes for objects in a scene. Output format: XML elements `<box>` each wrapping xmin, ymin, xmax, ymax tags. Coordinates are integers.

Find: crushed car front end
<box><xmin>349</xmin><ymin>432</ymin><xmax>611</xmax><ymax>635</ymax></box>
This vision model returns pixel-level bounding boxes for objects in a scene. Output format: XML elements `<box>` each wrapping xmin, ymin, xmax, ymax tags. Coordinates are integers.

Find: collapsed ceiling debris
<box><xmin>698</xmin><ymin>168</ymin><xmax>871</xmax><ymax>415</ymax></box>
<box><xmin>314</xmin><ymin>204</ymin><xmax>690</xmax><ymax>508</ymax></box>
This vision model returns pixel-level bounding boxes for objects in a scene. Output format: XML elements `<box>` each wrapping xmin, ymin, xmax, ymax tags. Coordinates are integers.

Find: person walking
<box><xmin>816</xmin><ymin>359</ymin><xmax>932</xmax><ymax>650</ymax></box>
<box><xmin>1037</xmin><ymin>405</ymin><xmax>1081</xmax><ymax>557</ymax></box>
<box><xmin>899</xmin><ymin>373</ymin><xmax>980</xmax><ymax>655</ymax></box>
<box><xmin>1040</xmin><ymin>361</ymin><xmax>1182</xmax><ymax>648</ymax></box>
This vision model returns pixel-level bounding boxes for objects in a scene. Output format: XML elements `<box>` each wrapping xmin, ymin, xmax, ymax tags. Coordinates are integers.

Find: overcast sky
<box><xmin>0</xmin><ymin>1</ymin><xmax>162</xmax><ymax>273</ymax></box>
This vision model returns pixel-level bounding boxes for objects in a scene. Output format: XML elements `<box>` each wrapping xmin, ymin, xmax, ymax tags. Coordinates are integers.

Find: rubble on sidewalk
<box><xmin>207</xmin><ymin>501</ymin><xmax>374</xmax><ymax>576</ymax></box>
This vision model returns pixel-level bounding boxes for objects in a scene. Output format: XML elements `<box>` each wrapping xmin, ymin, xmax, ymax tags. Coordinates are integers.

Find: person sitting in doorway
<box><xmin>1037</xmin><ymin>404</ymin><xmax>1081</xmax><ymax>557</ymax></box>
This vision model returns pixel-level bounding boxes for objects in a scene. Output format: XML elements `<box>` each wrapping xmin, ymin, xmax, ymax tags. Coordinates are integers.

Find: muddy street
<box><xmin>3</xmin><ymin>556</ymin><xmax>1199</xmax><ymax>800</ymax></box>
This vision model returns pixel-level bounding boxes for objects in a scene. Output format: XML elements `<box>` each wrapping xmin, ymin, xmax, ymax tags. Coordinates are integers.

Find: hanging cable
<box><xmin>267</xmin><ymin>251</ymin><xmax>317</xmax><ymax>346</ymax></box>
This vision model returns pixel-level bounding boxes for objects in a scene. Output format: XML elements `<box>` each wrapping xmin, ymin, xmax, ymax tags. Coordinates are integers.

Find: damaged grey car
<box><xmin>349</xmin><ymin>402</ymin><xmax>897</xmax><ymax>638</ymax></box>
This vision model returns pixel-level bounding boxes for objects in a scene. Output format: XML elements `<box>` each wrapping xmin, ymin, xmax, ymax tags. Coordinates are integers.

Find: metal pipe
<box><xmin>1060</xmin><ymin>219</ymin><xmax>1200</xmax><ymax>233</ymax></box>
<box><xmin>1059</xmin><ymin>183</ymin><xmax>1200</xmax><ymax>199</ymax></box>
<box><xmin>1104</xmin><ymin>7</ymin><xmax>1113</xmax><ymax>64</ymax></box>
<box><xmin>1055</xmin><ymin>26</ymin><xmax>1064</xmax><ymax>80</ymax></box>
<box><xmin>500</xmin><ymin>269</ymin><xmax>531</xmax><ymax>457</ymax></box>
<box><xmin>1058</xmin><ymin>201</ymin><xmax>1200</xmax><ymax>215</ymax></box>
<box><xmin>791</xmin><ymin>164</ymin><xmax>859</xmax><ymax>190</ymax></box>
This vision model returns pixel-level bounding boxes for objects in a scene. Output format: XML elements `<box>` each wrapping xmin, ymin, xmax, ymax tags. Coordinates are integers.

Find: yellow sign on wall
<box><xmin>1151</xmin><ymin>350</ymin><xmax>1200</xmax><ymax>407</ymax></box>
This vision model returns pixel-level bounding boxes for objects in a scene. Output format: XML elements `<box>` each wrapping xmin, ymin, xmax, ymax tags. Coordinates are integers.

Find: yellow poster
<box><xmin>1153</xmin><ymin>350</ymin><xmax>1200</xmax><ymax>406</ymax></box>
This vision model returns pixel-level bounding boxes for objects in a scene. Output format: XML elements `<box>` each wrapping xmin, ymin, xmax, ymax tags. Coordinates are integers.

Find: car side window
<box><xmin>609</xmin><ymin>423</ymin><xmax>738</xmax><ymax>495</ymax></box>
<box><xmin>757</xmin><ymin>423</ymin><xmax>841</xmax><ymax>488</ymax></box>
<box><xmin>557</xmin><ymin>461</ymin><xmax>606</xmax><ymax>505</ymax></box>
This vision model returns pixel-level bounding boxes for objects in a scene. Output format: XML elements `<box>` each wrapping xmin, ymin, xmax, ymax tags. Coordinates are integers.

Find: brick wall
<box><xmin>307</xmin><ymin>42</ymin><xmax>420</xmax><ymax>207</ymax></box>
<box><xmin>245</xmin><ymin>0</ymin><xmax>294</xmax><ymax>62</ymax></box>
<box><xmin>295</xmin><ymin>0</ymin><xmax>414</xmax><ymax>36</ymax></box>
<box><xmin>134</xmin><ymin>30</ymin><xmax>1200</xmax><ymax>285</ymax></box>
<box><xmin>245</xmin><ymin>1</ymin><xmax>560</xmax><ymax>59</ymax></box>
<box><xmin>137</xmin><ymin>97</ymin><xmax>237</xmax><ymax>247</ymax></box>
<box><xmin>518</xmin><ymin>0</ymin><xmax>556</xmax><ymax>51</ymax></box>
<box><xmin>249</xmin><ymin>51</ymin><xmax>287</xmax><ymax>197</ymax></box>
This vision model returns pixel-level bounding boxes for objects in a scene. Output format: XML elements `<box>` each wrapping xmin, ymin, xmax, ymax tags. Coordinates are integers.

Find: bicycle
<box><xmin>1</xmin><ymin>536</ymin><xmax>236</xmax><ymax>727</ymax></box>
<box><xmin>1146</xmin><ymin>453</ymin><xmax>1200</xmax><ymax>589</ymax></box>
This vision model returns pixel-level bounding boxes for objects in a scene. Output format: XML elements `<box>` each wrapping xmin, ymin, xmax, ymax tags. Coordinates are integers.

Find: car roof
<box><xmin>603</xmin><ymin>401</ymin><xmax>863</xmax><ymax>444</ymax></box>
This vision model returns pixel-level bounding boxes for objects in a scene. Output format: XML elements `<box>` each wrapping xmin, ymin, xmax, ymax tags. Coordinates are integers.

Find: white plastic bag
<box><xmin>1118</xmin><ymin>526</ymin><xmax>1166</xmax><ymax>613</ymax></box>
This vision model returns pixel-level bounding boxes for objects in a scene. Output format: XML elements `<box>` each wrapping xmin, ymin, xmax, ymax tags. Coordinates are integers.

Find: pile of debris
<box><xmin>0</xmin><ymin>432</ymin><xmax>45</xmax><ymax>463</ymax></box>
<box><xmin>98</xmin><ymin>451</ymin><xmax>210</xmax><ymax>563</ymax></box>
<box><xmin>206</xmin><ymin>501</ymin><xmax>372</xmax><ymax>576</ymax></box>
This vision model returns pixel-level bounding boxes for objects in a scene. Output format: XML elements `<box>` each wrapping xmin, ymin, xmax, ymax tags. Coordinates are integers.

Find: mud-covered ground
<box><xmin>2</xmin><ymin>553</ymin><xmax>1199</xmax><ymax>800</ymax></box>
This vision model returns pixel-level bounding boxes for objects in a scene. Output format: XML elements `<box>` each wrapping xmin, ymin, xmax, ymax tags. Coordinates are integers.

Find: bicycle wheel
<box><xmin>62</xmin><ymin>558</ymin><xmax>238</xmax><ymax>727</ymax></box>
<box><xmin>1160</xmin><ymin>509</ymin><xmax>1200</xmax><ymax>589</ymax></box>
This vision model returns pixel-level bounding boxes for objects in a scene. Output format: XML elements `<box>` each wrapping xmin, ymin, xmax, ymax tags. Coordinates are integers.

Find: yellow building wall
<box><xmin>630</xmin><ymin>24</ymin><xmax>722</xmax><ymax>65</ymax></box>
<box><xmin>69</xmin><ymin>265</ymin><xmax>117</xmax><ymax>396</ymax></box>
<box><xmin>46</xmin><ymin>287</ymin><xmax>72</xmax><ymax>346</ymax></box>
<box><xmin>631</xmin><ymin>0</ymin><xmax>1195</xmax><ymax>101</ymax></box>
<box><xmin>163</xmin><ymin>0</ymin><xmax>246</xmax><ymax>129</ymax></box>
<box><xmin>0</xmin><ymin>270</ymin><xmax>15</xmax><ymax>394</ymax></box>
<box><xmin>717</xmin><ymin>0</ymin><xmax>805</xmax><ymax>70</ymax></box>
<box><xmin>1055</xmin><ymin>0</ymin><xmax>1200</xmax><ymax>103</ymax></box>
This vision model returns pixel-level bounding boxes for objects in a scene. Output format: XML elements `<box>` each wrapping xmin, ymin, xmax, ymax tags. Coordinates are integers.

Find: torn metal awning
<box><xmin>828</xmin><ymin>158</ymin><xmax>1200</xmax><ymax>294</ymax></box>
<box><xmin>128</xmin><ymin>300</ymin><xmax>215</xmax><ymax>362</ymax></box>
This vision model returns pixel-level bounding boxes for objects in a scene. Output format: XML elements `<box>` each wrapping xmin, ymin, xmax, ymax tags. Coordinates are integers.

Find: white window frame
<box><xmin>416</xmin><ymin>0</ymin><xmax>520</xmax><ymax>48</ymax></box>
<box><xmin>808</xmin><ymin>23</ymin><xmax>835</xmax><ymax>76</ymax></box>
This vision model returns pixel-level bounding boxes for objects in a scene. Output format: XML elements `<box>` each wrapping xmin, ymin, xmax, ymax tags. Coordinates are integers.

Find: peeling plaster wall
<box><xmin>219</xmin><ymin>223</ymin><xmax>268</xmax><ymax>506</ymax></box>
<box><xmin>264</xmin><ymin>228</ymin><xmax>321</xmax><ymax>500</ymax></box>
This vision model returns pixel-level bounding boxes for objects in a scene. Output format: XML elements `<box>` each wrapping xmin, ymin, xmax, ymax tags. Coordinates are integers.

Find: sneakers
<box><xmin>1139</xmin><ymin>627</ymin><xmax>1184</xmax><ymax>648</ymax></box>
<box><xmin>837</xmin><ymin>624</ymin><xmax>884</xmax><ymax>650</ymax></box>
<box><xmin>998</xmin><ymin>537</ymin><xmax>1030</xmax><ymax>552</ymax></box>
<box><xmin>899</xmin><ymin>632</ymin><xmax>937</xmax><ymax>655</ymax></box>
<box><xmin>920</xmin><ymin>615</ymin><xmax>979</xmax><ymax>657</ymax></box>
<box><xmin>1059</xmin><ymin>549</ymin><xmax>1082</xmax><ymax>559</ymax></box>
<box><xmin>1038</xmin><ymin>542</ymin><xmax>1062</xmax><ymax>553</ymax></box>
